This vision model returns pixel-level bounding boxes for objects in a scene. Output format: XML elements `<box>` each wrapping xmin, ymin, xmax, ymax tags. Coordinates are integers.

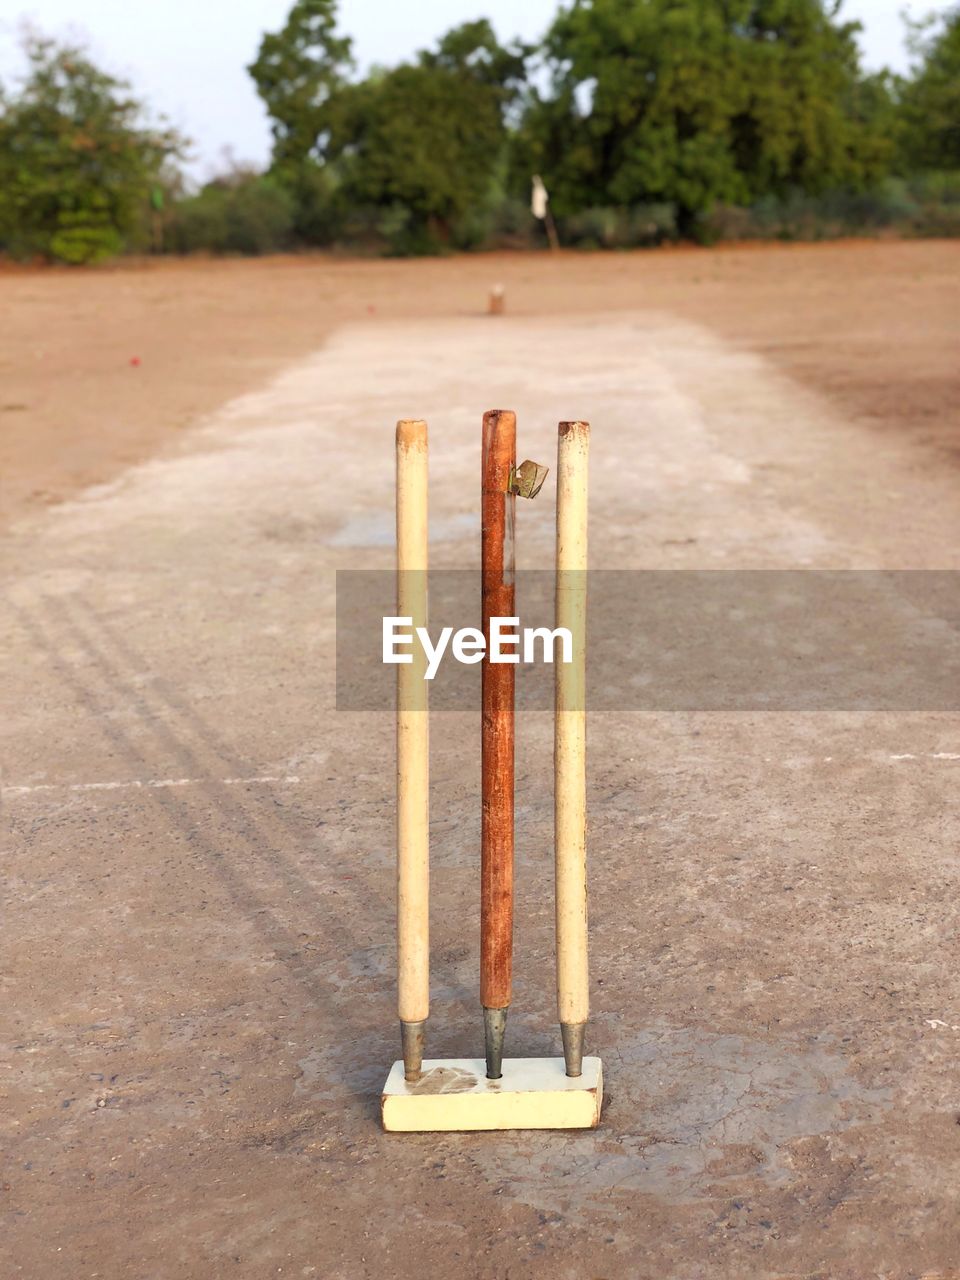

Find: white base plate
<box><xmin>381</xmin><ymin>1056</ymin><xmax>602</xmax><ymax>1132</ymax></box>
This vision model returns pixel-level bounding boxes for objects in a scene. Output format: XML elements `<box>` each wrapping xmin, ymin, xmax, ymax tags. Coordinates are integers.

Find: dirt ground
<box><xmin>1</xmin><ymin>240</ymin><xmax>958</xmax><ymax>529</ymax></box>
<box><xmin>3</xmin><ymin>241</ymin><xmax>960</xmax><ymax>1279</ymax></box>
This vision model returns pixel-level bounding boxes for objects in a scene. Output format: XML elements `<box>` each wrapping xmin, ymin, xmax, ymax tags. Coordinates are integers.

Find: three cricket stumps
<box><xmin>384</xmin><ymin>411</ymin><xmax>599</xmax><ymax>1132</ymax></box>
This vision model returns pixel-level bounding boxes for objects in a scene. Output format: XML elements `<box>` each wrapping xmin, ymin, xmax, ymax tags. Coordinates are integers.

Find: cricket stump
<box><xmin>481</xmin><ymin>408</ymin><xmax>516</xmax><ymax>1079</ymax></box>
<box><xmin>396</xmin><ymin>419</ymin><xmax>430</xmax><ymax>1080</ymax></box>
<box><xmin>556</xmin><ymin>421</ymin><xmax>590</xmax><ymax>1076</ymax></box>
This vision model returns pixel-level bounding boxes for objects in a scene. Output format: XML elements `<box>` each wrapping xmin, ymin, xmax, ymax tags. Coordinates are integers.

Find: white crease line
<box><xmin>2</xmin><ymin>775</ymin><xmax>301</xmax><ymax>797</ymax></box>
<box><xmin>889</xmin><ymin>753</ymin><xmax>960</xmax><ymax>762</ymax></box>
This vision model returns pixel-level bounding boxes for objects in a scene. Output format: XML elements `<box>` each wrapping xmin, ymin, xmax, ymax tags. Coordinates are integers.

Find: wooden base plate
<box><xmin>381</xmin><ymin>1056</ymin><xmax>602</xmax><ymax>1132</ymax></box>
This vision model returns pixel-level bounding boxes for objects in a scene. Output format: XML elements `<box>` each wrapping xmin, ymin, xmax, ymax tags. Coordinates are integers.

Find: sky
<box><xmin>0</xmin><ymin>0</ymin><xmax>952</xmax><ymax>179</ymax></box>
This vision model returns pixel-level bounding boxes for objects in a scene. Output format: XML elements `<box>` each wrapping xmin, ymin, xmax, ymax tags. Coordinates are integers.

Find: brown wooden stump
<box><xmin>480</xmin><ymin>409</ymin><xmax>516</xmax><ymax>1075</ymax></box>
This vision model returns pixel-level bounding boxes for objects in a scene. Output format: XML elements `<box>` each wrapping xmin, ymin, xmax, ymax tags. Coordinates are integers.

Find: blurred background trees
<box><xmin>246</xmin><ymin>0</ymin><xmax>353</xmax><ymax>243</ymax></box>
<box><xmin>324</xmin><ymin>21</ymin><xmax>529</xmax><ymax>252</ymax></box>
<box><xmin>899</xmin><ymin>6</ymin><xmax>960</xmax><ymax>168</ymax></box>
<box><xmin>164</xmin><ymin>160</ymin><xmax>297</xmax><ymax>256</ymax></box>
<box><xmin>514</xmin><ymin>0</ymin><xmax>895</xmax><ymax>237</ymax></box>
<box><xmin>1</xmin><ymin>0</ymin><xmax>959</xmax><ymax>262</ymax></box>
<box><xmin>0</xmin><ymin>30</ymin><xmax>181</xmax><ymax>263</ymax></box>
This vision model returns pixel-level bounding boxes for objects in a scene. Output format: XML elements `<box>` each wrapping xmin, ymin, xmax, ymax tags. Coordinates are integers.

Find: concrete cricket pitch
<box><xmin>3</xmin><ymin>247</ymin><xmax>960</xmax><ymax>1278</ymax></box>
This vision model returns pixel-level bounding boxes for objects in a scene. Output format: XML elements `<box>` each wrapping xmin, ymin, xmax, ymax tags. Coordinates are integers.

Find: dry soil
<box><xmin>2</xmin><ymin>242</ymin><xmax>960</xmax><ymax>1280</ymax></box>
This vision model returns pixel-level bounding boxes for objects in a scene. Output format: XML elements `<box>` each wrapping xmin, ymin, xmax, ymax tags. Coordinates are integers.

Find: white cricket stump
<box><xmin>382</xmin><ymin>1057</ymin><xmax>602</xmax><ymax>1132</ymax></box>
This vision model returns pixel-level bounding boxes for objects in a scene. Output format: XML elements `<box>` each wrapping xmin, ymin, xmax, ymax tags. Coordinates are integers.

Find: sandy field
<box><xmin>2</xmin><ymin>240</ymin><xmax>958</xmax><ymax>528</ymax></box>
<box><xmin>3</xmin><ymin>241</ymin><xmax>960</xmax><ymax>1279</ymax></box>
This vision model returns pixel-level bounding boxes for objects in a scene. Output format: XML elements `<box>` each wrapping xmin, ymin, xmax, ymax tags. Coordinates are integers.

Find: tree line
<box><xmin>1</xmin><ymin>0</ymin><xmax>959</xmax><ymax>264</ymax></box>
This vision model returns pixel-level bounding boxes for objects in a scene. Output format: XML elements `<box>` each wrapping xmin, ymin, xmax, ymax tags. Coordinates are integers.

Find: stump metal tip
<box><xmin>561</xmin><ymin>1022</ymin><xmax>586</xmax><ymax>1077</ymax></box>
<box><xmin>401</xmin><ymin>1019</ymin><xmax>426</xmax><ymax>1082</ymax></box>
<box><xmin>483</xmin><ymin>1006</ymin><xmax>508</xmax><ymax>1080</ymax></box>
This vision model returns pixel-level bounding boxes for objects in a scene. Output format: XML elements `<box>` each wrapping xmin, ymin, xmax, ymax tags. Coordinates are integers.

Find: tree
<box><xmin>900</xmin><ymin>6</ymin><xmax>960</xmax><ymax>168</ymax></box>
<box><xmin>250</xmin><ymin>7</ymin><xmax>529</xmax><ymax>249</ymax></box>
<box><xmin>248</xmin><ymin>0</ymin><xmax>353</xmax><ymax>241</ymax></box>
<box><xmin>167</xmin><ymin>163</ymin><xmax>296</xmax><ymax>256</ymax></box>
<box><xmin>328</xmin><ymin>21</ymin><xmax>529</xmax><ymax>250</ymax></box>
<box><xmin>515</xmin><ymin>0</ymin><xmax>890</xmax><ymax>232</ymax></box>
<box><xmin>420</xmin><ymin>18</ymin><xmax>529</xmax><ymax>94</ymax></box>
<box><xmin>0</xmin><ymin>30</ymin><xmax>182</xmax><ymax>263</ymax></box>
